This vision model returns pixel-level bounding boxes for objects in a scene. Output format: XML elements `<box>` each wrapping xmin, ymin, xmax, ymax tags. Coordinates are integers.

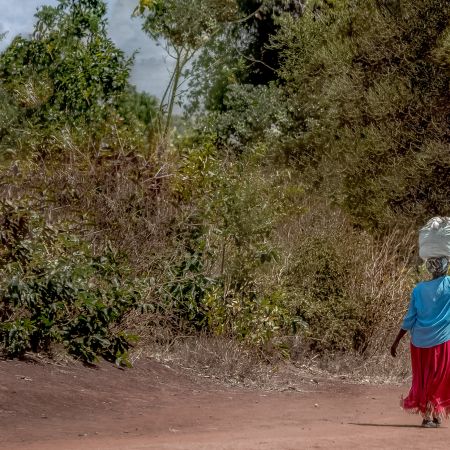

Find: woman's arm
<box><xmin>392</xmin><ymin>290</ymin><xmax>416</xmax><ymax>357</ymax></box>
<box><xmin>390</xmin><ymin>329</ymin><xmax>407</xmax><ymax>357</ymax></box>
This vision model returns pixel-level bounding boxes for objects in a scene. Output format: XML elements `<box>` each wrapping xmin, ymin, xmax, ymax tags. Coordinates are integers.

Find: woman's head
<box><xmin>426</xmin><ymin>256</ymin><xmax>449</xmax><ymax>277</ymax></box>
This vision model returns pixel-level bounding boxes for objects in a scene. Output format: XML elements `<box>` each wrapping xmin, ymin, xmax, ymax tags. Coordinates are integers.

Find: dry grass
<box><xmin>271</xmin><ymin>198</ymin><xmax>418</xmax><ymax>353</ymax></box>
<box><xmin>352</xmin><ymin>230</ymin><xmax>417</xmax><ymax>355</ymax></box>
<box><xmin>129</xmin><ymin>332</ymin><xmax>412</xmax><ymax>393</ymax></box>
<box><xmin>1</xmin><ymin>144</ymin><xmax>185</xmax><ymax>279</ymax></box>
<box><xmin>45</xmin><ymin>153</ymin><xmax>177</xmax><ymax>272</ymax></box>
<box><xmin>307</xmin><ymin>345</ymin><xmax>411</xmax><ymax>385</ymax></box>
<box><xmin>152</xmin><ymin>336</ymin><xmax>273</xmax><ymax>386</ymax></box>
<box><xmin>133</xmin><ymin>333</ymin><xmax>324</xmax><ymax>390</ymax></box>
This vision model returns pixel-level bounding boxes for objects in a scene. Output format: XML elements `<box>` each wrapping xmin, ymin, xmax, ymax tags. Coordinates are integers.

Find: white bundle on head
<box><xmin>419</xmin><ymin>217</ymin><xmax>450</xmax><ymax>260</ymax></box>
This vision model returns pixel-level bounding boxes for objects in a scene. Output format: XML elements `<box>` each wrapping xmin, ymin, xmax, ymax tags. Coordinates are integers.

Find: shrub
<box><xmin>0</xmin><ymin>199</ymin><xmax>142</xmax><ymax>364</ymax></box>
<box><xmin>161</xmin><ymin>134</ymin><xmax>303</xmax><ymax>348</ymax></box>
<box><xmin>277</xmin><ymin>201</ymin><xmax>416</xmax><ymax>354</ymax></box>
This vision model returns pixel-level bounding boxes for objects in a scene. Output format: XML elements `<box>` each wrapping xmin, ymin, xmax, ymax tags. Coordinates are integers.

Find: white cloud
<box><xmin>0</xmin><ymin>0</ymin><xmax>173</xmax><ymax>99</ymax></box>
<box><xmin>0</xmin><ymin>0</ymin><xmax>59</xmax><ymax>44</ymax></box>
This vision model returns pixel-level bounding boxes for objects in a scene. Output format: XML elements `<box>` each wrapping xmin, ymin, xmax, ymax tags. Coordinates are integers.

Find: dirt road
<box><xmin>0</xmin><ymin>358</ymin><xmax>448</xmax><ymax>450</ymax></box>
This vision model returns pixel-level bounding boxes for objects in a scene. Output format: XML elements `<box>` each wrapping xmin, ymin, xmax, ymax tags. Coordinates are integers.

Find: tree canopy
<box><xmin>275</xmin><ymin>0</ymin><xmax>450</xmax><ymax>230</ymax></box>
<box><xmin>0</xmin><ymin>0</ymin><xmax>131</xmax><ymax>125</ymax></box>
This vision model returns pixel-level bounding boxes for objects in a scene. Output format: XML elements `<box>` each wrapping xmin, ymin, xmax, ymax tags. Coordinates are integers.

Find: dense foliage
<box><xmin>0</xmin><ymin>0</ymin><xmax>156</xmax><ymax>158</ymax></box>
<box><xmin>275</xmin><ymin>0</ymin><xmax>450</xmax><ymax>230</ymax></box>
<box><xmin>1</xmin><ymin>1</ymin><xmax>130</xmax><ymax>122</ymax></box>
<box><xmin>1</xmin><ymin>0</ymin><xmax>447</xmax><ymax>364</ymax></box>
<box><xmin>0</xmin><ymin>199</ymin><xmax>141</xmax><ymax>364</ymax></box>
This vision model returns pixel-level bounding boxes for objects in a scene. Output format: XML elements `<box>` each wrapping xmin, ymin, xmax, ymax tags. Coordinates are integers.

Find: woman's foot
<box><xmin>422</xmin><ymin>418</ymin><xmax>438</xmax><ymax>428</ymax></box>
<box><xmin>433</xmin><ymin>416</ymin><xmax>442</xmax><ymax>427</ymax></box>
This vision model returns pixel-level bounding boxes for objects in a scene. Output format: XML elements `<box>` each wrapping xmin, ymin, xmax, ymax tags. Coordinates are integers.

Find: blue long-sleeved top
<box><xmin>402</xmin><ymin>275</ymin><xmax>450</xmax><ymax>348</ymax></box>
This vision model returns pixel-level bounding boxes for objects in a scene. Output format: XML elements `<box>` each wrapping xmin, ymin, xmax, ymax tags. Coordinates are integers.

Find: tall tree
<box><xmin>236</xmin><ymin>0</ymin><xmax>304</xmax><ymax>85</ymax></box>
<box><xmin>275</xmin><ymin>0</ymin><xmax>450</xmax><ymax>230</ymax></box>
<box><xmin>134</xmin><ymin>0</ymin><xmax>239</xmax><ymax>148</ymax></box>
<box><xmin>186</xmin><ymin>0</ymin><xmax>304</xmax><ymax>113</ymax></box>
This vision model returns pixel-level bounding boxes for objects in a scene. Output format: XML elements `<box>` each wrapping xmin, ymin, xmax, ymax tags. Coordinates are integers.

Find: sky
<box><xmin>0</xmin><ymin>0</ymin><xmax>173</xmax><ymax>100</ymax></box>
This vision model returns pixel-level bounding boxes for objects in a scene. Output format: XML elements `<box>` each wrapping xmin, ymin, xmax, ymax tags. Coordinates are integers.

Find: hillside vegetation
<box><xmin>1</xmin><ymin>0</ymin><xmax>449</xmax><ymax>372</ymax></box>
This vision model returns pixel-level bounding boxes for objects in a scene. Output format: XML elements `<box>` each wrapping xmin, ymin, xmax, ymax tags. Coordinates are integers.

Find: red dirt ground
<box><xmin>0</xmin><ymin>357</ymin><xmax>448</xmax><ymax>450</ymax></box>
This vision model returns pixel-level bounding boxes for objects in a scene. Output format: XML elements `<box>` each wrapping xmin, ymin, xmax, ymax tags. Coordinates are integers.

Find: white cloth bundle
<box><xmin>419</xmin><ymin>217</ymin><xmax>450</xmax><ymax>260</ymax></box>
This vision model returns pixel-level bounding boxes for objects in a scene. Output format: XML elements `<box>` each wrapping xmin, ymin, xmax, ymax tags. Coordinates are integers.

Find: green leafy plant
<box><xmin>0</xmin><ymin>0</ymin><xmax>131</xmax><ymax>122</ymax></box>
<box><xmin>274</xmin><ymin>0</ymin><xmax>450</xmax><ymax>230</ymax></box>
<box><xmin>0</xmin><ymin>199</ymin><xmax>142</xmax><ymax>365</ymax></box>
<box><xmin>164</xmin><ymin>134</ymin><xmax>303</xmax><ymax>348</ymax></box>
<box><xmin>0</xmin><ymin>0</ymin><xmax>133</xmax><ymax>158</ymax></box>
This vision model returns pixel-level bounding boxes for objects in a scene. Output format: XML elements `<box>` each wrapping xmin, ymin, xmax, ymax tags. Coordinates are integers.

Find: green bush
<box><xmin>161</xmin><ymin>134</ymin><xmax>303</xmax><ymax>348</ymax></box>
<box><xmin>0</xmin><ymin>1</ymin><xmax>131</xmax><ymax>124</ymax></box>
<box><xmin>285</xmin><ymin>235</ymin><xmax>366</xmax><ymax>352</ymax></box>
<box><xmin>0</xmin><ymin>199</ymin><xmax>142</xmax><ymax>364</ymax></box>
<box><xmin>275</xmin><ymin>0</ymin><xmax>450</xmax><ymax>230</ymax></box>
<box><xmin>204</xmin><ymin>287</ymin><xmax>291</xmax><ymax>348</ymax></box>
<box><xmin>0</xmin><ymin>0</ymin><xmax>140</xmax><ymax>160</ymax></box>
<box><xmin>160</xmin><ymin>246</ymin><xmax>216</xmax><ymax>331</ymax></box>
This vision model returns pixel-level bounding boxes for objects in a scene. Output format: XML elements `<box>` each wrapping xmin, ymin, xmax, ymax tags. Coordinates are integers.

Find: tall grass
<box><xmin>273</xmin><ymin>199</ymin><xmax>417</xmax><ymax>358</ymax></box>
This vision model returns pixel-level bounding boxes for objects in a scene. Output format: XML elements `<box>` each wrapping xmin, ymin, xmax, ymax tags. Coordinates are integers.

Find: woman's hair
<box><xmin>426</xmin><ymin>256</ymin><xmax>449</xmax><ymax>277</ymax></box>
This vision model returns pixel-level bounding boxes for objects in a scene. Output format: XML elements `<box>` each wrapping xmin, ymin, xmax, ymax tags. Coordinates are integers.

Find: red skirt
<box><xmin>402</xmin><ymin>341</ymin><xmax>450</xmax><ymax>417</ymax></box>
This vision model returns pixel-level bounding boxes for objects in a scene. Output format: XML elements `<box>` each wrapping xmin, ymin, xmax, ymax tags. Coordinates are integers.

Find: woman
<box><xmin>391</xmin><ymin>256</ymin><xmax>450</xmax><ymax>428</ymax></box>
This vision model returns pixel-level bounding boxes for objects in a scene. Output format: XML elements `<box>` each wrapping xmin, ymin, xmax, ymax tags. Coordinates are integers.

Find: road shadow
<box><xmin>349</xmin><ymin>423</ymin><xmax>435</xmax><ymax>429</ymax></box>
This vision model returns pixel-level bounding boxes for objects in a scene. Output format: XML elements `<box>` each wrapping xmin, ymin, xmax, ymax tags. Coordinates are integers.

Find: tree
<box><xmin>275</xmin><ymin>0</ymin><xmax>450</xmax><ymax>230</ymax></box>
<box><xmin>236</xmin><ymin>0</ymin><xmax>304</xmax><ymax>85</ymax></box>
<box><xmin>118</xmin><ymin>85</ymin><xmax>158</xmax><ymax>130</ymax></box>
<box><xmin>185</xmin><ymin>0</ymin><xmax>305</xmax><ymax>113</ymax></box>
<box><xmin>134</xmin><ymin>0</ymin><xmax>240</xmax><ymax>148</ymax></box>
<box><xmin>0</xmin><ymin>0</ymin><xmax>132</xmax><ymax>126</ymax></box>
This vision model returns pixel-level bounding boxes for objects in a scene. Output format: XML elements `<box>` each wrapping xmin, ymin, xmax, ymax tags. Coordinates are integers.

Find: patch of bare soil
<box><xmin>0</xmin><ymin>357</ymin><xmax>448</xmax><ymax>450</ymax></box>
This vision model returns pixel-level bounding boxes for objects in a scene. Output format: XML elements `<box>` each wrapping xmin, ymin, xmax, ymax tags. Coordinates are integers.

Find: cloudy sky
<box><xmin>0</xmin><ymin>0</ymin><xmax>173</xmax><ymax>99</ymax></box>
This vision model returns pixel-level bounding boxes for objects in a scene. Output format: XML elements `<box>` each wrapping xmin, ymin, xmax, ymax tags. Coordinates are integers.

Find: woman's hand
<box><xmin>390</xmin><ymin>329</ymin><xmax>407</xmax><ymax>357</ymax></box>
<box><xmin>390</xmin><ymin>341</ymin><xmax>399</xmax><ymax>357</ymax></box>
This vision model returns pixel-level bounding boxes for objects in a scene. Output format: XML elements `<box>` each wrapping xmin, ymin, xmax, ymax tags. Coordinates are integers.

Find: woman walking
<box><xmin>391</xmin><ymin>256</ymin><xmax>450</xmax><ymax>427</ymax></box>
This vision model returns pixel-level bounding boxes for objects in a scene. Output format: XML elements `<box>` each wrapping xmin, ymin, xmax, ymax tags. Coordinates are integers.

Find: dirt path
<box><xmin>0</xmin><ymin>358</ymin><xmax>448</xmax><ymax>450</ymax></box>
